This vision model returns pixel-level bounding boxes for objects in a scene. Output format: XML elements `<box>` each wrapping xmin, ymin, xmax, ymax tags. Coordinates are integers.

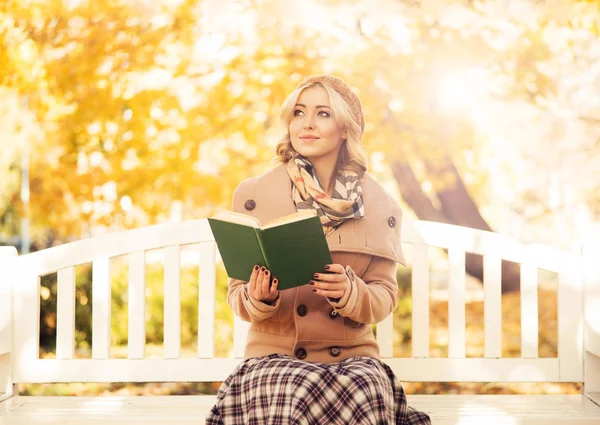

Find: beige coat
<box><xmin>227</xmin><ymin>163</ymin><xmax>406</xmax><ymax>363</ymax></box>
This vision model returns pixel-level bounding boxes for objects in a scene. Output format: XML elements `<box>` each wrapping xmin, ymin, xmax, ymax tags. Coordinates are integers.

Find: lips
<box><xmin>299</xmin><ymin>135</ymin><xmax>319</xmax><ymax>140</ymax></box>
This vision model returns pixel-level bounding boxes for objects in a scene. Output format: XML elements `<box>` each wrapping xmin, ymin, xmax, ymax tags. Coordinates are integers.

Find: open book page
<box><xmin>212</xmin><ymin>211</ymin><xmax>261</xmax><ymax>228</ymax></box>
<box><xmin>262</xmin><ymin>209</ymin><xmax>317</xmax><ymax>229</ymax></box>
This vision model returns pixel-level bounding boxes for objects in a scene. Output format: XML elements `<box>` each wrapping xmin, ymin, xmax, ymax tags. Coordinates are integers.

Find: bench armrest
<box><xmin>0</xmin><ymin>246</ymin><xmax>17</xmax><ymax>401</ymax></box>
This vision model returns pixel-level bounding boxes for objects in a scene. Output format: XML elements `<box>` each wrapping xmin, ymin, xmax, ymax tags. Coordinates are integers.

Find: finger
<box><xmin>324</xmin><ymin>264</ymin><xmax>345</xmax><ymax>274</ymax></box>
<box><xmin>312</xmin><ymin>287</ymin><xmax>345</xmax><ymax>299</ymax></box>
<box><xmin>248</xmin><ymin>265</ymin><xmax>259</xmax><ymax>293</ymax></box>
<box><xmin>261</xmin><ymin>268</ymin><xmax>271</xmax><ymax>295</ymax></box>
<box><xmin>271</xmin><ymin>278</ymin><xmax>278</xmax><ymax>293</ymax></box>
<box><xmin>310</xmin><ymin>280</ymin><xmax>346</xmax><ymax>291</ymax></box>
<box><xmin>255</xmin><ymin>267</ymin><xmax>265</xmax><ymax>296</ymax></box>
<box><xmin>250</xmin><ymin>264</ymin><xmax>260</xmax><ymax>280</ymax></box>
<box><xmin>312</xmin><ymin>272</ymin><xmax>345</xmax><ymax>283</ymax></box>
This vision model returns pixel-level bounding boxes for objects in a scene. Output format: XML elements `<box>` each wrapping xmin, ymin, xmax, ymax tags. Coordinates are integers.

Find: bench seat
<box><xmin>1</xmin><ymin>220</ymin><xmax>599</xmax><ymax>424</ymax></box>
<box><xmin>1</xmin><ymin>394</ymin><xmax>600</xmax><ymax>424</ymax></box>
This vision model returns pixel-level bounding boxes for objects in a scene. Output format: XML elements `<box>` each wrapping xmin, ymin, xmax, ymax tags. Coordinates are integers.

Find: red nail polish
<box><xmin>309</xmin><ymin>281</ymin><xmax>314</xmax><ymax>285</ymax></box>
<box><xmin>324</xmin><ymin>265</ymin><xmax>330</xmax><ymax>270</ymax></box>
<box><xmin>254</xmin><ymin>265</ymin><xmax>259</xmax><ymax>271</ymax></box>
<box><xmin>313</xmin><ymin>273</ymin><xmax>319</xmax><ymax>279</ymax></box>
<box><xmin>312</xmin><ymin>289</ymin><xmax>317</xmax><ymax>293</ymax></box>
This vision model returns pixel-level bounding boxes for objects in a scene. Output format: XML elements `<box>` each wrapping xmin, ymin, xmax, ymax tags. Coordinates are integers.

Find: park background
<box><xmin>1</xmin><ymin>0</ymin><xmax>600</xmax><ymax>396</ymax></box>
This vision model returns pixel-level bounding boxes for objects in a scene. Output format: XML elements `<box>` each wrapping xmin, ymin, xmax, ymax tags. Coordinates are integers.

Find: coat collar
<box><xmin>232</xmin><ymin>163</ymin><xmax>405</xmax><ymax>264</ymax></box>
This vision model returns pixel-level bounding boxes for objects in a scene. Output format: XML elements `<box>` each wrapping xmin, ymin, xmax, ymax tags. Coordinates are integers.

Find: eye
<box><xmin>317</xmin><ymin>111</ymin><xmax>330</xmax><ymax>117</ymax></box>
<box><xmin>293</xmin><ymin>109</ymin><xmax>304</xmax><ymax>116</ymax></box>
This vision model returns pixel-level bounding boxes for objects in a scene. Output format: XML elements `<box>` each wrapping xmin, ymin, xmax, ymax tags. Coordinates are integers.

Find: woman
<box><xmin>206</xmin><ymin>75</ymin><xmax>431</xmax><ymax>425</ymax></box>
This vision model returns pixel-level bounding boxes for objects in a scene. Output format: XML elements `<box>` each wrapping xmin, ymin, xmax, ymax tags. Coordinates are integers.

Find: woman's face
<box><xmin>289</xmin><ymin>85</ymin><xmax>346</xmax><ymax>163</ymax></box>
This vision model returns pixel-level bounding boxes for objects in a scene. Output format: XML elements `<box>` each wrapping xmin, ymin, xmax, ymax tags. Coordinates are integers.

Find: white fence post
<box><xmin>0</xmin><ymin>246</ymin><xmax>18</xmax><ymax>402</ymax></box>
<box><xmin>582</xmin><ymin>239</ymin><xmax>600</xmax><ymax>403</ymax></box>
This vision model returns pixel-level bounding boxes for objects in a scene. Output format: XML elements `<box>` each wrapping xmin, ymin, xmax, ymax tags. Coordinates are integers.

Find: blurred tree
<box><xmin>0</xmin><ymin>0</ymin><xmax>598</xmax><ymax>265</ymax></box>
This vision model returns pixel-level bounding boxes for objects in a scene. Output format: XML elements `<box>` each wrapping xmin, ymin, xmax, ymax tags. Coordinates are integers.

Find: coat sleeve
<box><xmin>227</xmin><ymin>277</ymin><xmax>281</xmax><ymax>323</ymax></box>
<box><xmin>326</xmin><ymin>256</ymin><xmax>398</xmax><ymax>324</ymax></box>
<box><xmin>225</xmin><ymin>180</ymin><xmax>281</xmax><ymax>323</ymax></box>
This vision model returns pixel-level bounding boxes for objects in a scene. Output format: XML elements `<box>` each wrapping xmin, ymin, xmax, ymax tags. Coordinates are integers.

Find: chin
<box><xmin>292</xmin><ymin>144</ymin><xmax>320</xmax><ymax>158</ymax></box>
<box><xmin>294</xmin><ymin>150</ymin><xmax>321</xmax><ymax>161</ymax></box>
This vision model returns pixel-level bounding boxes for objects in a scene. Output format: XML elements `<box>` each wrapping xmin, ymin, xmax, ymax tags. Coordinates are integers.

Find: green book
<box><xmin>207</xmin><ymin>210</ymin><xmax>332</xmax><ymax>290</ymax></box>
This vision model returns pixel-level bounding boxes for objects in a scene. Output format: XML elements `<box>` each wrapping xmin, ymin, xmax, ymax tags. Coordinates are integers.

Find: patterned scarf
<box><xmin>286</xmin><ymin>155</ymin><xmax>365</xmax><ymax>235</ymax></box>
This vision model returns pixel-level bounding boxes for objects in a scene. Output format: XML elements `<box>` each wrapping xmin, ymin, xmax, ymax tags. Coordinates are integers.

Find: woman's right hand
<box><xmin>248</xmin><ymin>265</ymin><xmax>279</xmax><ymax>303</ymax></box>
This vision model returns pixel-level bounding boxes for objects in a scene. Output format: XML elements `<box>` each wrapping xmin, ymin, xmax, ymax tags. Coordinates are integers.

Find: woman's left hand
<box><xmin>310</xmin><ymin>264</ymin><xmax>350</xmax><ymax>300</ymax></box>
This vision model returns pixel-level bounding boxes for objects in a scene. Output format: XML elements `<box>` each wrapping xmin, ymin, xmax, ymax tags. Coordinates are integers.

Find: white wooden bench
<box><xmin>0</xmin><ymin>219</ymin><xmax>599</xmax><ymax>424</ymax></box>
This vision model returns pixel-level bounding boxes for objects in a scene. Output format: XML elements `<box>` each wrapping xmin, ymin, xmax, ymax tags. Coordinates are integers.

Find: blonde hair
<box><xmin>271</xmin><ymin>82</ymin><xmax>368</xmax><ymax>176</ymax></box>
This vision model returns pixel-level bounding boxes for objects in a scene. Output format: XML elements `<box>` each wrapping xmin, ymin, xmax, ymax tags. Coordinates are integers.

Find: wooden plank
<box><xmin>401</xmin><ymin>220</ymin><xmax>568</xmax><ymax>273</ymax></box>
<box><xmin>13</xmin><ymin>358</ymin><xmax>242</xmax><ymax>383</ymax></box>
<box><xmin>197</xmin><ymin>243</ymin><xmax>216</xmax><ymax>359</ymax></box>
<box><xmin>10</xmin><ymin>220</ymin><xmax>215</xmax><ymax>277</ymax></box>
<box><xmin>376</xmin><ymin>314</ymin><xmax>393</xmax><ymax>357</ymax></box>
<box><xmin>56</xmin><ymin>266</ymin><xmax>76</xmax><ymax>360</ymax></box>
<box><xmin>12</xmin><ymin>270</ymin><xmax>40</xmax><ymax>379</ymax></box>
<box><xmin>3</xmin><ymin>394</ymin><xmax>600</xmax><ymax>424</ymax></box>
<box><xmin>521</xmin><ymin>263</ymin><xmax>539</xmax><ymax>359</ymax></box>
<box><xmin>558</xmin><ymin>254</ymin><xmax>583</xmax><ymax>381</ymax></box>
<box><xmin>448</xmin><ymin>248</ymin><xmax>466</xmax><ymax>358</ymax></box>
<box><xmin>163</xmin><ymin>246</ymin><xmax>181</xmax><ymax>359</ymax></box>
<box><xmin>92</xmin><ymin>257</ymin><xmax>111</xmax><ymax>359</ymax></box>
<box><xmin>11</xmin><ymin>357</ymin><xmax>562</xmax><ymax>383</ymax></box>
<box><xmin>12</xmin><ymin>219</ymin><xmax>572</xmax><ymax>285</ymax></box>
<box><xmin>411</xmin><ymin>243</ymin><xmax>429</xmax><ymax>358</ymax></box>
<box><xmin>233</xmin><ymin>315</ymin><xmax>249</xmax><ymax>359</ymax></box>
<box><xmin>484</xmin><ymin>255</ymin><xmax>502</xmax><ymax>358</ymax></box>
<box><xmin>582</xmin><ymin>241</ymin><xmax>600</xmax><ymax>394</ymax></box>
<box><xmin>0</xmin><ymin>247</ymin><xmax>17</xmax><ymax>355</ymax></box>
<box><xmin>0</xmin><ymin>247</ymin><xmax>18</xmax><ymax>398</ymax></box>
<box><xmin>128</xmin><ymin>251</ymin><xmax>146</xmax><ymax>359</ymax></box>
<box><xmin>385</xmin><ymin>358</ymin><xmax>561</xmax><ymax>383</ymax></box>
<box><xmin>582</xmin><ymin>242</ymin><xmax>600</xmax><ymax>360</ymax></box>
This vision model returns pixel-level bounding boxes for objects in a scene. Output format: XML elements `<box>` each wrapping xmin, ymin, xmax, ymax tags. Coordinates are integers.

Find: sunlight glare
<box><xmin>436</xmin><ymin>69</ymin><xmax>487</xmax><ymax>111</ymax></box>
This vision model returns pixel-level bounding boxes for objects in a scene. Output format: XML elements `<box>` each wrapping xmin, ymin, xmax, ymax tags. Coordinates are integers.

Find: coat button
<box><xmin>244</xmin><ymin>199</ymin><xmax>256</xmax><ymax>211</ymax></box>
<box><xmin>297</xmin><ymin>304</ymin><xmax>308</xmax><ymax>317</ymax></box>
<box><xmin>328</xmin><ymin>346</ymin><xmax>341</xmax><ymax>357</ymax></box>
<box><xmin>295</xmin><ymin>347</ymin><xmax>307</xmax><ymax>360</ymax></box>
<box><xmin>388</xmin><ymin>216</ymin><xmax>396</xmax><ymax>227</ymax></box>
<box><xmin>329</xmin><ymin>309</ymin><xmax>338</xmax><ymax>319</ymax></box>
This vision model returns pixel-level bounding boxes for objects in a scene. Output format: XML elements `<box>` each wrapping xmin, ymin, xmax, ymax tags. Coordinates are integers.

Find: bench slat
<box><xmin>411</xmin><ymin>244</ymin><xmax>429</xmax><ymax>358</ymax></box>
<box><xmin>57</xmin><ymin>266</ymin><xmax>76</xmax><ymax>360</ymax></box>
<box><xmin>484</xmin><ymin>255</ymin><xmax>502</xmax><ymax>358</ymax></box>
<box><xmin>377</xmin><ymin>314</ymin><xmax>393</xmax><ymax>357</ymax></box>
<box><xmin>128</xmin><ymin>251</ymin><xmax>146</xmax><ymax>359</ymax></box>
<box><xmin>164</xmin><ymin>246</ymin><xmax>181</xmax><ymax>359</ymax></box>
<box><xmin>402</xmin><ymin>220</ymin><xmax>567</xmax><ymax>273</ymax></box>
<box><xmin>0</xmin><ymin>247</ymin><xmax>17</xmax><ymax>399</ymax></box>
<box><xmin>12</xmin><ymin>357</ymin><xmax>561</xmax><ymax>383</ymax></box>
<box><xmin>559</xmin><ymin>254</ymin><xmax>584</xmax><ymax>381</ymax></box>
<box><xmin>198</xmin><ymin>243</ymin><xmax>216</xmax><ymax>358</ymax></box>
<box><xmin>92</xmin><ymin>257</ymin><xmax>111</xmax><ymax>359</ymax></box>
<box><xmin>521</xmin><ymin>263</ymin><xmax>538</xmax><ymax>358</ymax></box>
<box><xmin>11</xmin><ymin>220</ymin><xmax>215</xmax><ymax>277</ymax></box>
<box><xmin>5</xmin><ymin>394</ymin><xmax>600</xmax><ymax>424</ymax></box>
<box><xmin>448</xmin><ymin>248</ymin><xmax>466</xmax><ymax>358</ymax></box>
<box><xmin>233</xmin><ymin>316</ymin><xmax>249</xmax><ymax>359</ymax></box>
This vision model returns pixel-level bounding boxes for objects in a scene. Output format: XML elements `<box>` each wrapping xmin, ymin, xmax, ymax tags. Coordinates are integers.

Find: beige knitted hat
<box><xmin>296</xmin><ymin>75</ymin><xmax>365</xmax><ymax>137</ymax></box>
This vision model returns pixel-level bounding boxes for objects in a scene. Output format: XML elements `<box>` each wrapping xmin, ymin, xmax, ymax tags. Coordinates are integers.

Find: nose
<box><xmin>303</xmin><ymin>115</ymin><xmax>315</xmax><ymax>129</ymax></box>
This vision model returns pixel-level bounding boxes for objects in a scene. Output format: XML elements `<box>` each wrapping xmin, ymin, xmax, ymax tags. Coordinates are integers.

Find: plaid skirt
<box><xmin>205</xmin><ymin>354</ymin><xmax>431</xmax><ymax>425</ymax></box>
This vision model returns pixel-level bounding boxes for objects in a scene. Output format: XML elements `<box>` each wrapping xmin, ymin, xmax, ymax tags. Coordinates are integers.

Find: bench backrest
<box><xmin>0</xmin><ymin>219</ymin><xmax>586</xmax><ymax>384</ymax></box>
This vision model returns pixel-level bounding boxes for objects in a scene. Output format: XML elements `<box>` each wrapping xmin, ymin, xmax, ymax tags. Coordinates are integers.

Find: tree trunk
<box><xmin>390</xmin><ymin>160</ymin><xmax>521</xmax><ymax>293</ymax></box>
